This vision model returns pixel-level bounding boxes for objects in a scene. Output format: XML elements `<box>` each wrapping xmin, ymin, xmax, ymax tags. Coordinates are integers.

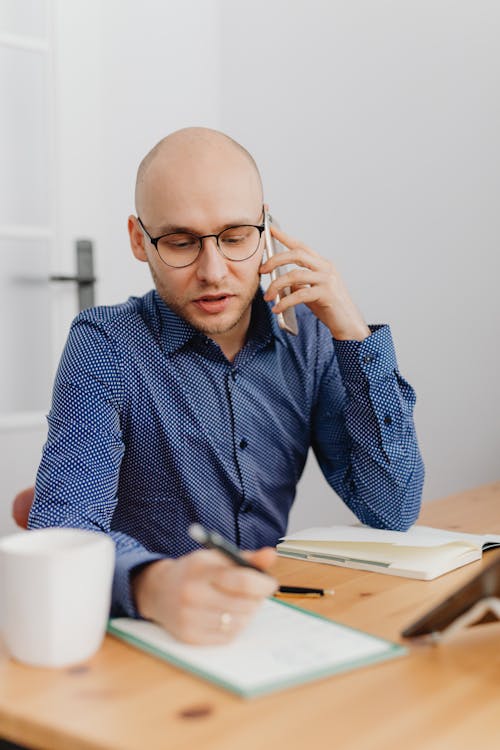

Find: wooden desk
<box><xmin>1</xmin><ymin>482</ymin><xmax>499</xmax><ymax>750</ymax></box>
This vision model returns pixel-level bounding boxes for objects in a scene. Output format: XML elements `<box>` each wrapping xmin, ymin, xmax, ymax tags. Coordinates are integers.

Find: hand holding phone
<box><xmin>263</xmin><ymin>211</ymin><xmax>299</xmax><ymax>336</ymax></box>
<box><xmin>262</xmin><ymin>212</ymin><xmax>370</xmax><ymax>341</ymax></box>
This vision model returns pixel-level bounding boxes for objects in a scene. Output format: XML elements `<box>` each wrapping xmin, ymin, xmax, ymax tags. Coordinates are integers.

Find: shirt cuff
<box><xmin>333</xmin><ymin>324</ymin><xmax>397</xmax><ymax>383</ymax></box>
<box><xmin>112</xmin><ymin>547</ymin><xmax>165</xmax><ymax>618</ymax></box>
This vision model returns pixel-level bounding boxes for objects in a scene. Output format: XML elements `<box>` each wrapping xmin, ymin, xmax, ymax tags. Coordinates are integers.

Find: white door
<box><xmin>0</xmin><ymin>0</ymin><xmax>82</xmax><ymax>535</ymax></box>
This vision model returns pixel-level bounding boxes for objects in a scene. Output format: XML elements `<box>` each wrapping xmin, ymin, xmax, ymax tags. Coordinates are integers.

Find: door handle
<box><xmin>50</xmin><ymin>239</ymin><xmax>96</xmax><ymax>311</ymax></box>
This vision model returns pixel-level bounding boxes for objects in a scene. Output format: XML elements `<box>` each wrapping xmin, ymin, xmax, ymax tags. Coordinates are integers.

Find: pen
<box><xmin>188</xmin><ymin>523</ymin><xmax>334</xmax><ymax>598</ymax></box>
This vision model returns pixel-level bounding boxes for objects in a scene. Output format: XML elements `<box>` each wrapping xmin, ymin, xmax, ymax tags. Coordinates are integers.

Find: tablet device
<box><xmin>402</xmin><ymin>554</ymin><xmax>500</xmax><ymax>638</ymax></box>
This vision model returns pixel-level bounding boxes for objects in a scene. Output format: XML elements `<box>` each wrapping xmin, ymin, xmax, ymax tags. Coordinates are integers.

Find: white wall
<box><xmin>218</xmin><ymin>0</ymin><xmax>500</xmax><ymax>529</ymax></box>
<box><xmin>54</xmin><ymin>0</ymin><xmax>222</xmax><ymax>307</ymax></box>
<box><xmin>95</xmin><ymin>0</ymin><xmax>222</xmax><ymax>305</ymax></box>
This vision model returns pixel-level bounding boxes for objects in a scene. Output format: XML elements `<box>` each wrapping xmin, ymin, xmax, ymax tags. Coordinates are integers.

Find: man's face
<box><xmin>131</xmin><ymin>147</ymin><xmax>264</xmax><ymax>343</ymax></box>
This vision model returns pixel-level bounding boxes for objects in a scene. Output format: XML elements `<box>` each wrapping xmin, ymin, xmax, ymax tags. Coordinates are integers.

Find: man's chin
<box><xmin>185</xmin><ymin>297</ymin><xmax>255</xmax><ymax>338</ymax></box>
<box><xmin>188</xmin><ymin>311</ymin><xmax>241</xmax><ymax>336</ymax></box>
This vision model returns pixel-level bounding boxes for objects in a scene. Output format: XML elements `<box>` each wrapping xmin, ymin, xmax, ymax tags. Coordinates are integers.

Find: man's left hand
<box><xmin>261</xmin><ymin>224</ymin><xmax>371</xmax><ymax>342</ymax></box>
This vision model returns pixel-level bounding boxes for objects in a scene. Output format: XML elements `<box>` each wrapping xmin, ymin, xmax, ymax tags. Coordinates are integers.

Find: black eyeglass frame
<box><xmin>137</xmin><ymin>214</ymin><xmax>265</xmax><ymax>268</ymax></box>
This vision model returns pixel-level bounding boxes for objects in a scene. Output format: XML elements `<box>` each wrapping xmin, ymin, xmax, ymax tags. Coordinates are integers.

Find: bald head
<box><xmin>134</xmin><ymin>127</ymin><xmax>263</xmax><ymax>217</ymax></box>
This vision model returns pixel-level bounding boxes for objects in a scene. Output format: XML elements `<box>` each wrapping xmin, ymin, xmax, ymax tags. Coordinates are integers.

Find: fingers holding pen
<box><xmin>179</xmin><ymin>556</ymin><xmax>277</xmax><ymax>645</ymax></box>
<box><xmin>213</xmin><ymin>562</ymin><xmax>278</xmax><ymax>600</ymax></box>
<box><xmin>132</xmin><ymin>548</ymin><xmax>278</xmax><ymax>646</ymax></box>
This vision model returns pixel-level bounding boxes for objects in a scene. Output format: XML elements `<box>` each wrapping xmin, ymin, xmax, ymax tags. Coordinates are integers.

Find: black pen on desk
<box><xmin>188</xmin><ymin>523</ymin><xmax>334</xmax><ymax>598</ymax></box>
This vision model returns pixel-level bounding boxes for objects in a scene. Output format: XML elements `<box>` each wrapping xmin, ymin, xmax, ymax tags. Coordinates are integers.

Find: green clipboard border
<box><xmin>107</xmin><ymin>598</ymin><xmax>407</xmax><ymax>699</ymax></box>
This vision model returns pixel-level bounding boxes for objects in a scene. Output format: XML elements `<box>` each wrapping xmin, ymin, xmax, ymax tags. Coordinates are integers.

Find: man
<box><xmin>29</xmin><ymin>127</ymin><xmax>424</xmax><ymax>644</ymax></box>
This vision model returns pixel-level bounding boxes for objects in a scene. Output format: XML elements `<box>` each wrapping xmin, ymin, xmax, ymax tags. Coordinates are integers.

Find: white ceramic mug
<box><xmin>0</xmin><ymin>527</ymin><xmax>115</xmax><ymax>667</ymax></box>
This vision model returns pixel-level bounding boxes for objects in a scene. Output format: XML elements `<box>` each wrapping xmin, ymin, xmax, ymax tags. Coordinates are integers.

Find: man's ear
<box><xmin>128</xmin><ymin>215</ymin><xmax>148</xmax><ymax>262</ymax></box>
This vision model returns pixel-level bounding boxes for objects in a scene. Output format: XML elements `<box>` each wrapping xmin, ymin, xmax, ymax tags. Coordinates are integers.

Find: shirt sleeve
<box><xmin>311</xmin><ymin>323</ymin><xmax>424</xmax><ymax>530</ymax></box>
<box><xmin>27</xmin><ymin>318</ymin><xmax>163</xmax><ymax>618</ymax></box>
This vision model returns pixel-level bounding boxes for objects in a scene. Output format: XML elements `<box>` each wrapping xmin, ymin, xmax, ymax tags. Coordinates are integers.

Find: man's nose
<box><xmin>195</xmin><ymin>237</ymin><xmax>228</xmax><ymax>284</ymax></box>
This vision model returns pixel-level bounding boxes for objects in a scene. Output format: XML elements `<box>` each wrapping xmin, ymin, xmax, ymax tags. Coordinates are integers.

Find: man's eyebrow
<box><xmin>154</xmin><ymin>223</ymin><xmax>193</xmax><ymax>235</ymax></box>
<box><xmin>153</xmin><ymin>216</ymin><xmax>263</xmax><ymax>236</ymax></box>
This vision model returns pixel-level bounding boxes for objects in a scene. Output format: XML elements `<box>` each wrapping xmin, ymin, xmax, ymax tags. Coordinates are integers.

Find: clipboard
<box><xmin>402</xmin><ymin>554</ymin><xmax>500</xmax><ymax>642</ymax></box>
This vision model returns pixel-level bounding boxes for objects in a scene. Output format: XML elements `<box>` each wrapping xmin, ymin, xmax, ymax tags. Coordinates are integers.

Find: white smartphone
<box><xmin>263</xmin><ymin>210</ymin><xmax>299</xmax><ymax>336</ymax></box>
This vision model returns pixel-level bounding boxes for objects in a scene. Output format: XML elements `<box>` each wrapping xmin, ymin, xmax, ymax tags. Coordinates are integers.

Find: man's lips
<box><xmin>192</xmin><ymin>293</ymin><xmax>235</xmax><ymax>314</ymax></box>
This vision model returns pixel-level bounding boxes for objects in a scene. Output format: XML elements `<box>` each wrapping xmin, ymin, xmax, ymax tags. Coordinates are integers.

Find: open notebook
<box><xmin>277</xmin><ymin>525</ymin><xmax>500</xmax><ymax>580</ymax></box>
<box><xmin>108</xmin><ymin>598</ymin><xmax>405</xmax><ymax>698</ymax></box>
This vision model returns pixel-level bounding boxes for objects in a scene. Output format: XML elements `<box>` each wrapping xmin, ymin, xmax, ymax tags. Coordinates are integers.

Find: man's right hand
<box><xmin>131</xmin><ymin>547</ymin><xmax>278</xmax><ymax>645</ymax></box>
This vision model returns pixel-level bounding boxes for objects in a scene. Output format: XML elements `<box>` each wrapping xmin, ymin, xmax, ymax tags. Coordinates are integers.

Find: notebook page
<box><xmin>109</xmin><ymin>598</ymin><xmax>403</xmax><ymax>697</ymax></box>
<box><xmin>282</xmin><ymin>525</ymin><xmax>500</xmax><ymax>548</ymax></box>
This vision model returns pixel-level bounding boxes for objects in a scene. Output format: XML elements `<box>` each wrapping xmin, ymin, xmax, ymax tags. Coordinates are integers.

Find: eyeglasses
<box><xmin>137</xmin><ymin>215</ymin><xmax>265</xmax><ymax>269</ymax></box>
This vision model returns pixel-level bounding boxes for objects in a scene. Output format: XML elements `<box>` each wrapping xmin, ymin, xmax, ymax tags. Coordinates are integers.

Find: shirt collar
<box><xmin>250</xmin><ymin>287</ymin><xmax>288</xmax><ymax>348</ymax></box>
<box><xmin>153</xmin><ymin>287</ymin><xmax>287</xmax><ymax>356</ymax></box>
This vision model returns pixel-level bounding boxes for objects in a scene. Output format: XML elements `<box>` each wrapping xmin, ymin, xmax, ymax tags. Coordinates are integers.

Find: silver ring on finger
<box><xmin>219</xmin><ymin>611</ymin><xmax>233</xmax><ymax>632</ymax></box>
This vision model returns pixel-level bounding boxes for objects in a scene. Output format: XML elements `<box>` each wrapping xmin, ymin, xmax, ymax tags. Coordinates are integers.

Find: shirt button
<box><xmin>231</xmin><ymin>369</ymin><xmax>238</xmax><ymax>381</ymax></box>
<box><xmin>384</xmin><ymin>415</ymin><xmax>392</xmax><ymax>425</ymax></box>
<box><xmin>239</xmin><ymin>438</ymin><xmax>248</xmax><ymax>449</ymax></box>
<box><xmin>362</xmin><ymin>354</ymin><xmax>374</xmax><ymax>365</ymax></box>
<box><xmin>241</xmin><ymin>502</ymin><xmax>253</xmax><ymax>513</ymax></box>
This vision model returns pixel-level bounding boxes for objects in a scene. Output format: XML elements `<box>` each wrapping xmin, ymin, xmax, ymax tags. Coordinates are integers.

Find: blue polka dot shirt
<box><xmin>29</xmin><ymin>288</ymin><xmax>424</xmax><ymax>617</ymax></box>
